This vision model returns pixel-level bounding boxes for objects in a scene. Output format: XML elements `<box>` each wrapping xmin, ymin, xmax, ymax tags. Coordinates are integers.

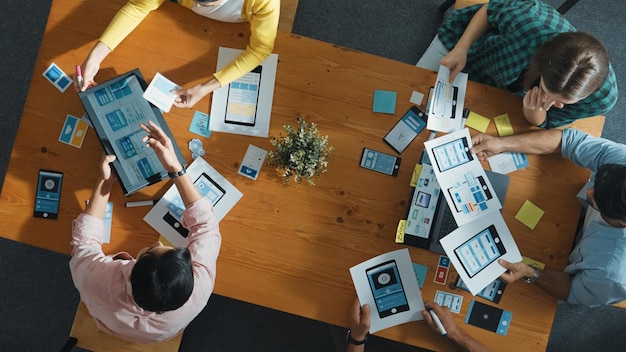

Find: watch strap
<box><xmin>346</xmin><ymin>330</ymin><xmax>368</xmax><ymax>345</ymax></box>
<box><xmin>167</xmin><ymin>166</ymin><xmax>186</xmax><ymax>178</ymax></box>
<box><xmin>523</xmin><ymin>265</ymin><xmax>539</xmax><ymax>284</ymax></box>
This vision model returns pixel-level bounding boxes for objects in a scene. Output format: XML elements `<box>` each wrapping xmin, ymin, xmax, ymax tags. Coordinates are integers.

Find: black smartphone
<box><xmin>383</xmin><ymin>106</ymin><xmax>427</xmax><ymax>154</ymax></box>
<box><xmin>34</xmin><ymin>169</ymin><xmax>63</xmax><ymax>219</ymax></box>
<box><xmin>360</xmin><ymin>148</ymin><xmax>401</xmax><ymax>176</ymax></box>
<box><xmin>366</xmin><ymin>260</ymin><xmax>410</xmax><ymax>318</ymax></box>
<box><xmin>225</xmin><ymin>65</ymin><xmax>262</xmax><ymax>126</ymax></box>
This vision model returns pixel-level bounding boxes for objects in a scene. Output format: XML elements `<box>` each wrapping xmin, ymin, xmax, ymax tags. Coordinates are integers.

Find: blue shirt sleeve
<box><xmin>561</xmin><ymin>129</ymin><xmax>626</xmax><ymax>173</ymax></box>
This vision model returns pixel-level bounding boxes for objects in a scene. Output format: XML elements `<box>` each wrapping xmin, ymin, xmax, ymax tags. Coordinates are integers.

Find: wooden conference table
<box><xmin>0</xmin><ymin>0</ymin><xmax>604</xmax><ymax>350</ymax></box>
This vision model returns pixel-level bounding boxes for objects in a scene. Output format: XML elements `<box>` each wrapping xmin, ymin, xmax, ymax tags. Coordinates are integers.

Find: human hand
<box><xmin>470</xmin><ymin>133</ymin><xmax>505</xmax><ymax>161</ymax></box>
<box><xmin>422</xmin><ymin>301</ymin><xmax>462</xmax><ymax>338</ymax></box>
<box><xmin>98</xmin><ymin>154</ymin><xmax>118</xmax><ymax>188</ymax></box>
<box><xmin>498</xmin><ymin>259</ymin><xmax>534</xmax><ymax>284</ymax></box>
<box><xmin>440</xmin><ymin>47</ymin><xmax>467</xmax><ymax>83</ymax></box>
<box><xmin>348</xmin><ymin>298</ymin><xmax>371</xmax><ymax>341</ymax></box>
<box><xmin>523</xmin><ymin>86</ymin><xmax>565</xmax><ymax>112</ymax></box>
<box><xmin>140</xmin><ymin>120</ymin><xmax>183</xmax><ymax>173</ymax></box>
<box><xmin>172</xmin><ymin>83</ymin><xmax>210</xmax><ymax>109</ymax></box>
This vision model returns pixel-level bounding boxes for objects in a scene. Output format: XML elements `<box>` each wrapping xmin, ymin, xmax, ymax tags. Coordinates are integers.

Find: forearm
<box><xmin>84</xmin><ymin>41</ymin><xmax>112</xmax><ymax>69</ymax></box>
<box><xmin>535</xmin><ymin>268</ymin><xmax>572</xmax><ymax>301</ymax></box>
<box><xmin>85</xmin><ymin>179</ymin><xmax>113</xmax><ymax>219</ymax></box>
<box><xmin>500</xmin><ymin>129</ymin><xmax>563</xmax><ymax>154</ymax></box>
<box><xmin>171</xmin><ymin>172</ymin><xmax>202</xmax><ymax>207</ymax></box>
<box><xmin>453</xmin><ymin>5</ymin><xmax>489</xmax><ymax>52</ymax></box>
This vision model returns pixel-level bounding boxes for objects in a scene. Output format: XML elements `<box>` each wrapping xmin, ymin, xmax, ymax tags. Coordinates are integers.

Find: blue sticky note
<box><xmin>373</xmin><ymin>90</ymin><xmax>397</xmax><ymax>114</ymax></box>
<box><xmin>412</xmin><ymin>262</ymin><xmax>428</xmax><ymax>289</ymax></box>
<box><xmin>189</xmin><ymin>111</ymin><xmax>211</xmax><ymax>137</ymax></box>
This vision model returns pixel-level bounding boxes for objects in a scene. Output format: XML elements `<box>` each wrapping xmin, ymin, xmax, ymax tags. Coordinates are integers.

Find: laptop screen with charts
<box><xmin>403</xmin><ymin>169</ymin><xmax>510</xmax><ymax>254</ymax></box>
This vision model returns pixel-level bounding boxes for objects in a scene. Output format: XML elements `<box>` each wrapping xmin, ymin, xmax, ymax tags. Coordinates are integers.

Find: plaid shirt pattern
<box><xmin>438</xmin><ymin>0</ymin><xmax>618</xmax><ymax>128</ymax></box>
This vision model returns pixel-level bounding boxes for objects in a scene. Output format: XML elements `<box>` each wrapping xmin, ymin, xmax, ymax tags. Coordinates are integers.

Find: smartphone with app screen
<box><xmin>225</xmin><ymin>65</ymin><xmax>262</xmax><ymax>126</ymax></box>
<box><xmin>34</xmin><ymin>170</ymin><xmax>63</xmax><ymax>219</ymax></box>
<box><xmin>383</xmin><ymin>106</ymin><xmax>427</xmax><ymax>154</ymax></box>
<box><xmin>366</xmin><ymin>260</ymin><xmax>410</xmax><ymax>318</ymax></box>
<box><xmin>360</xmin><ymin>148</ymin><xmax>401</xmax><ymax>176</ymax></box>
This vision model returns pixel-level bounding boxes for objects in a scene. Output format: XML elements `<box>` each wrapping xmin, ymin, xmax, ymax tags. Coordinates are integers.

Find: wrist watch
<box><xmin>346</xmin><ymin>329</ymin><xmax>368</xmax><ymax>345</ymax></box>
<box><xmin>167</xmin><ymin>166</ymin><xmax>186</xmax><ymax>179</ymax></box>
<box><xmin>523</xmin><ymin>265</ymin><xmax>539</xmax><ymax>284</ymax></box>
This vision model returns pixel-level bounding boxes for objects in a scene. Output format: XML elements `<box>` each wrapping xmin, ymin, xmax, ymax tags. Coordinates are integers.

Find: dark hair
<box><xmin>131</xmin><ymin>247</ymin><xmax>194</xmax><ymax>313</ymax></box>
<box><xmin>524</xmin><ymin>32</ymin><xmax>609</xmax><ymax>101</ymax></box>
<box><xmin>593</xmin><ymin>164</ymin><xmax>626</xmax><ymax>222</ymax></box>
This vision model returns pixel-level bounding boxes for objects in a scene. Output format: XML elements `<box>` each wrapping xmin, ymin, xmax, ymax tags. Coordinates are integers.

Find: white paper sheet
<box><xmin>427</xmin><ymin>65</ymin><xmax>468</xmax><ymax>133</ymax></box>
<box><xmin>142</xmin><ymin>72</ymin><xmax>180</xmax><ymax>113</ymax></box>
<box><xmin>424</xmin><ymin>128</ymin><xmax>502</xmax><ymax>226</ymax></box>
<box><xmin>440</xmin><ymin>212</ymin><xmax>522</xmax><ymax>295</ymax></box>
<box><xmin>209</xmin><ymin>47</ymin><xmax>278</xmax><ymax>137</ymax></box>
<box><xmin>144</xmin><ymin>157</ymin><xmax>242</xmax><ymax>247</ymax></box>
<box><xmin>349</xmin><ymin>249</ymin><xmax>425</xmax><ymax>333</ymax></box>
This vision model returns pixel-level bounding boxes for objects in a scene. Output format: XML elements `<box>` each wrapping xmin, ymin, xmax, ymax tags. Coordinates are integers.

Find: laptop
<box><xmin>403</xmin><ymin>167</ymin><xmax>510</xmax><ymax>254</ymax></box>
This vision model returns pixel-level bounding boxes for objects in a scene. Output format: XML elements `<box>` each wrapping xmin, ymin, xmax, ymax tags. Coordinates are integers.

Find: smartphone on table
<box><xmin>34</xmin><ymin>169</ymin><xmax>63</xmax><ymax>219</ymax></box>
<box><xmin>383</xmin><ymin>106</ymin><xmax>427</xmax><ymax>154</ymax></box>
<box><xmin>360</xmin><ymin>148</ymin><xmax>401</xmax><ymax>176</ymax></box>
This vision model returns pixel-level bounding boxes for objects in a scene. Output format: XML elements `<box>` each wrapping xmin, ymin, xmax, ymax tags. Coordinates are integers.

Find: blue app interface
<box><xmin>367</xmin><ymin>261</ymin><xmax>408</xmax><ymax>314</ymax></box>
<box><xmin>361</xmin><ymin>149</ymin><xmax>397</xmax><ymax>175</ymax></box>
<box><xmin>35</xmin><ymin>171</ymin><xmax>62</xmax><ymax>215</ymax></box>
<box><xmin>454</xmin><ymin>225</ymin><xmax>505</xmax><ymax>278</ymax></box>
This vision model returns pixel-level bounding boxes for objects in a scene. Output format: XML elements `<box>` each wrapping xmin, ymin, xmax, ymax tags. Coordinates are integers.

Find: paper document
<box><xmin>349</xmin><ymin>249</ymin><xmax>424</xmax><ymax>333</ymax></box>
<box><xmin>143</xmin><ymin>72</ymin><xmax>180</xmax><ymax>113</ymax></box>
<box><xmin>427</xmin><ymin>65</ymin><xmax>468</xmax><ymax>133</ymax></box>
<box><xmin>440</xmin><ymin>213</ymin><xmax>521</xmax><ymax>295</ymax></box>
<box><xmin>144</xmin><ymin>157</ymin><xmax>243</xmax><ymax>247</ymax></box>
<box><xmin>210</xmin><ymin>47</ymin><xmax>278</xmax><ymax>137</ymax></box>
<box><xmin>424</xmin><ymin>128</ymin><xmax>501</xmax><ymax>226</ymax></box>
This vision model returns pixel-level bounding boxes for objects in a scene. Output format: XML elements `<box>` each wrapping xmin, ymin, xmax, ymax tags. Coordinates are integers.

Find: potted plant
<box><xmin>267</xmin><ymin>117</ymin><xmax>333</xmax><ymax>185</ymax></box>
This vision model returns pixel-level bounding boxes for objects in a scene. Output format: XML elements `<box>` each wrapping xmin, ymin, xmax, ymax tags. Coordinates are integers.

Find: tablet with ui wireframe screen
<box><xmin>78</xmin><ymin>69</ymin><xmax>186</xmax><ymax>196</ymax></box>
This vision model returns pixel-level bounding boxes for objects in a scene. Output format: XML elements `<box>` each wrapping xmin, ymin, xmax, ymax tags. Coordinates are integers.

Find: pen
<box><xmin>125</xmin><ymin>200</ymin><xmax>158</xmax><ymax>208</ymax></box>
<box><xmin>75</xmin><ymin>65</ymin><xmax>83</xmax><ymax>88</ymax></box>
<box><xmin>429</xmin><ymin>310</ymin><xmax>448</xmax><ymax>336</ymax></box>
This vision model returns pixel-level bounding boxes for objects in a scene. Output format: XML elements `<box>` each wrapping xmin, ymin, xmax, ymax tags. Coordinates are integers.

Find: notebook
<box><xmin>78</xmin><ymin>69</ymin><xmax>186</xmax><ymax>196</ymax></box>
<box><xmin>404</xmin><ymin>168</ymin><xmax>510</xmax><ymax>254</ymax></box>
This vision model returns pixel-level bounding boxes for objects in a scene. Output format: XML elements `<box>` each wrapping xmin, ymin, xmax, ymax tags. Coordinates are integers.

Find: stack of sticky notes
<box><xmin>515</xmin><ymin>200</ymin><xmax>545</xmax><ymax>230</ymax></box>
<box><xmin>373</xmin><ymin>90</ymin><xmax>397</xmax><ymax>114</ymax></box>
<box><xmin>465</xmin><ymin>111</ymin><xmax>490</xmax><ymax>133</ymax></box>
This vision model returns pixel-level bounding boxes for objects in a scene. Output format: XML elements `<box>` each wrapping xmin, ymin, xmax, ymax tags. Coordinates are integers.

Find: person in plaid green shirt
<box><xmin>426</xmin><ymin>0</ymin><xmax>617</xmax><ymax>128</ymax></box>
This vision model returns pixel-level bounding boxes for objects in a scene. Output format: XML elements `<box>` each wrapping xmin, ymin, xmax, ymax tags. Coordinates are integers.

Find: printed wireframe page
<box><xmin>424</xmin><ymin>128</ymin><xmax>501</xmax><ymax>226</ymax></box>
<box><xmin>427</xmin><ymin>65</ymin><xmax>468</xmax><ymax>133</ymax></box>
<box><xmin>440</xmin><ymin>212</ymin><xmax>522</xmax><ymax>295</ymax></box>
<box><xmin>349</xmin><ymin>249</ymin><xmax>425</xmax><ymax>333</ymax></box>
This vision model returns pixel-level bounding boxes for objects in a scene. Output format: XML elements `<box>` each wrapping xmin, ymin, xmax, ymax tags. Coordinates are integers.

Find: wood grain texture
<box><xmin>0</xmin><ymin>0</ymin><xmax>604</xmax><ymax>350</ymax></box>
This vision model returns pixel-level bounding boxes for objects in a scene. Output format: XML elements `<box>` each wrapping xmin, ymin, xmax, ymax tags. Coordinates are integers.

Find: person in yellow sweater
<box><xmin>77</xmin><ymin>0</ymin><xmax>279</xmax><ymax>109</ymax></box>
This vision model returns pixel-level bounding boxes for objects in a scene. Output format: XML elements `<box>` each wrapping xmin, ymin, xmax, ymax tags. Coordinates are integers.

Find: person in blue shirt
<box><xmin>471</xmin><ymin>128</ymin><xmax>626</xmax><ymax>306</ymax></box>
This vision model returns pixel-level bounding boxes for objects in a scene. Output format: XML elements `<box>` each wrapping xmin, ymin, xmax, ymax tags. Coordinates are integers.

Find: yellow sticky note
<box><xmin>522</xmin><ymin>256</ymin><xmax>546</xmax><ymax>269</ymax></box>
<box><xmin>494</xmin><ymin>114</ymin><xmax>514</xmax><ymax>136</ymax></box>
<box><xmin>396</xmin><ymin>220</ymin><xmax>407</xmax><ymax>243</ymax></box>
<box><xmin>410</xmin><ymin>164</ymin><xmax>423</xmax><ymax>187</ymax></box>
<box><xmin>464</xmin><ymin>111</ymin><xmax>490</xmax><ymax>133</ymax></box>
<box><xmin>515</xmin><ymin>200</ymin><xmax>545</xmax><ymax>230</ymax></box>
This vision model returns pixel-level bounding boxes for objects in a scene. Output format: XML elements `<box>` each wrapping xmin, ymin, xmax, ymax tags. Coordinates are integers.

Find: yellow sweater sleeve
<box><xmin>213</xmin><ymin>0</ymin><xmax>279</xmax><ymax>85</ymax></box>
<box><xmin>99</xmin><ymin>0</ymin><xmax>166</xmax><ymax>51</ymax></box>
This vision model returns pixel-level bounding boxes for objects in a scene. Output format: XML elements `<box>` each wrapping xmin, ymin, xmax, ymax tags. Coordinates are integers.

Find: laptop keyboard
<box><xmin>439</xmin><ymin>205</ymin><xmax>458</xmax><ymax>239</ymax></box>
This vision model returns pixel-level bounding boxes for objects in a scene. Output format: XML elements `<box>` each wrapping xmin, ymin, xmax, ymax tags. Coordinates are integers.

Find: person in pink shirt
<box><xmin>69</xmin><ymin>121</ymin><xmax>221</xmax><ymax>343</ymax></box>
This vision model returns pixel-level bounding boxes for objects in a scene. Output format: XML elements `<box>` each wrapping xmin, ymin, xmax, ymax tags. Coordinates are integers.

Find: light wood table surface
<box><xmin>0</xmin><ymin>0</ymin><xmax>604</xmax><ymax>350</ymax></box>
